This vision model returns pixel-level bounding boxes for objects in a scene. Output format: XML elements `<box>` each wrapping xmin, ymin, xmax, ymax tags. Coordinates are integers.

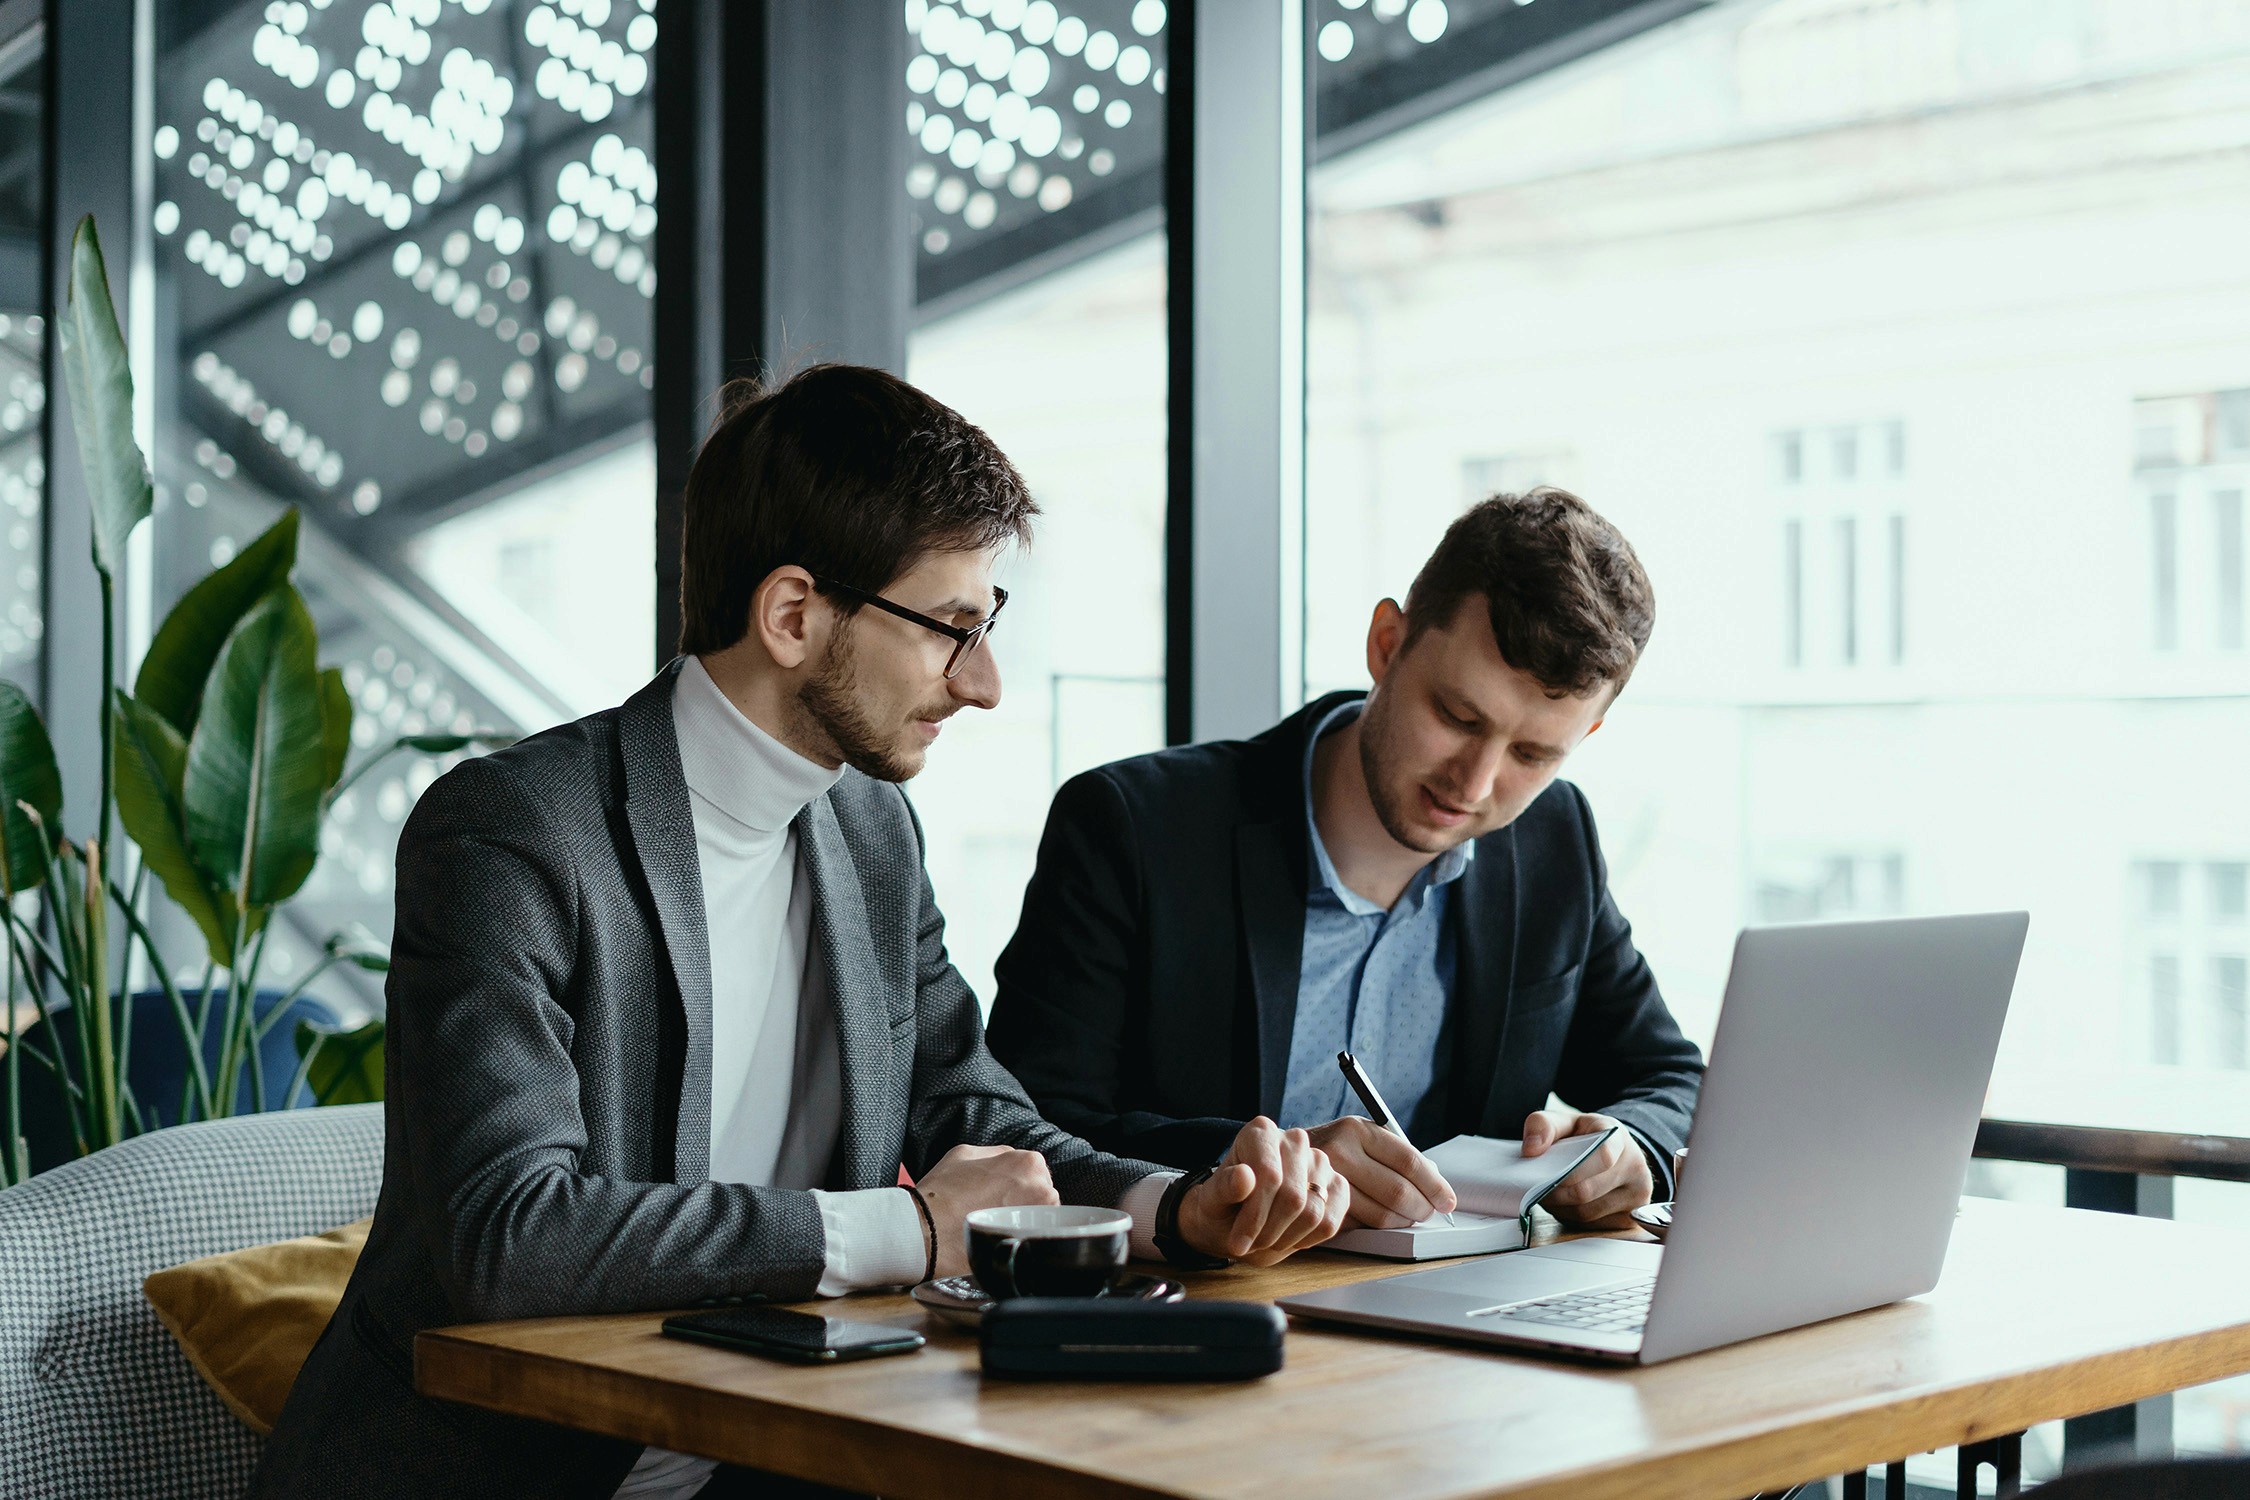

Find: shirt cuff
<box><xmin>1120</xmin><ymin>1171</ymin><xmax>1181</xmax><ymax>1261</ymax></box>
<box><xmin>1616</xmin><ymin>1122</ymin><xmax>1671</xmax><ymax>1199</ymax></box>
<box><xmin>810</xmin><ymin>1187</ymin><xmax>928</xmax><ymax>1296</ymax></box>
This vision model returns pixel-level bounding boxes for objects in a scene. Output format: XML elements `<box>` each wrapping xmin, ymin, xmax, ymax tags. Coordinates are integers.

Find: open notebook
<box><xmin>1324</xmin><ymin>1127</ymin><xmax>1618</xmax><ymax>1261</ymax></box>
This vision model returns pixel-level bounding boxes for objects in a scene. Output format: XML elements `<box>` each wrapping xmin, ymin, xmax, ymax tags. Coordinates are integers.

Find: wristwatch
<box><xmin>1153</xmin><ymin>1164</ymin><xmax>1233</xmax><ymax>1270</ymax></box>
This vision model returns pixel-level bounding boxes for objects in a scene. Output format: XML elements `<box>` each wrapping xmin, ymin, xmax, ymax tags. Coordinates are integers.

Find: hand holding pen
<box><xmin>1301</xmin><ymin>1051</ymin><xmax>1460</xmax><ymax>1230</ymax></box>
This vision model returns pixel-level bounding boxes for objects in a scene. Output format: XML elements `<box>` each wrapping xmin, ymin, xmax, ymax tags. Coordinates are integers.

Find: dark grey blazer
<box><xmin>252</xmin><ymin>661</ymin><xmax>1161</xmax><ymax>1500</ymax></box>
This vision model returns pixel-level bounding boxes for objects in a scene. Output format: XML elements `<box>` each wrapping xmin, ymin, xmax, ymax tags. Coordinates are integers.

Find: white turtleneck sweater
<box><xmin>620</xmin><ymin>658</ymin><xmax>1176</xmax><ymax>1499</ymax></box>
<box><xmin>618</xmin><ymin>657</ymin><xmax>924</xmax><ymax>1499</ymax></box>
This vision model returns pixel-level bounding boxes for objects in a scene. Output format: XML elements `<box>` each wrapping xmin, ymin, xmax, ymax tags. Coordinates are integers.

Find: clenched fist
<box><xmin>914</xmin><ymin>1144</ymin><xmax>1059</xmax><ymax>1277</ymax></box>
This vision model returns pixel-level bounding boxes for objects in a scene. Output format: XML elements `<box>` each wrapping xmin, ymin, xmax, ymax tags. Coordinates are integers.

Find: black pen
<box><xmin>1337</xmin><ymin>1051</ymin><xmax>1454</xmax><ymax>1225</ymax></box>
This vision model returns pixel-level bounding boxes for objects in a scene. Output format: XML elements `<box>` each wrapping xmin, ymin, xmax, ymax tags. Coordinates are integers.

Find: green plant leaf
<box><xmin>0</xmin><ymin>680</ymin><xmax>61</xmax><ymax>896</ymax></box>
<box><xmin>402</xmin><ymin>732</ymin><xmax>516</xmax><ymax>753</ymax></box>
<box><xmin>57</xmin><ymin>216</ymin><xmax>152</xmax><ymax>577</ymax></box>
<box><xmin>112</xmin><ymin>690</ymin><xmax>243</xmax><ymax>966</ymax></box>
<box><xmin>324</xmin><ymin>925</ymin><xmax>389</xmax><ymax>972</ymax></box>
<box><xmin>184</xmin><ymin>586</ymin><xmax>327</xmax><ymax>908</ymax></box>
<box><xmin>317</xmin><ymin>665</ymin><xmax>351</xmax><ymax>792</ymax></box>
<box><xmin>295</xmin><ymin>1017</ymin><xmax>384</xmax><ymax>1105</ymax></box>
<box><xmin>135</xmin><ymin>509</ymin><xmax>300</xmax><ymax>736</ymax></box>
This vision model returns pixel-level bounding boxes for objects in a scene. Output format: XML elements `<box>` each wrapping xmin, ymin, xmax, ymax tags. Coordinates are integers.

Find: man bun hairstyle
<box><xmin>678</xmin><ymin>363</ymin><xmax>1037</xmax><ymax>656</ymax></box>
<box><xmin>1402</xmin><ymin>486</ymin><xmax>1655</xmax><ymax>697</ymax></box>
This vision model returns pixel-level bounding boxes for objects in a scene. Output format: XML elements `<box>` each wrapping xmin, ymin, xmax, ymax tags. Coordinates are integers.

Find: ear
<box><xmin>1365</xmin><ymin>599</ymin><xmax>1410</xmax><ymax>686</ymax></box>
<box><xmin>751</xmin><ymin>566</ymin><xmax>824</xmax><ymax>671</ymax></box>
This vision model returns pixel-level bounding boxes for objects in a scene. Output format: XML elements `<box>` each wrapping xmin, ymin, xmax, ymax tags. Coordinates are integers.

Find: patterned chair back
<box><xmin>0</xmin><ymin>1105</ymin><xmax>383</xmax><ymax>1499</ymax></box>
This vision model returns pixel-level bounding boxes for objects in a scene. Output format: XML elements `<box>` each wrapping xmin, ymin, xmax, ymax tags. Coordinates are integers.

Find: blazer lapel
<box><xmin>1236</xmin><ymin>819</ymin><xmax>1305</xmax><ymax>1119</ymax></box>
<box><xmin>794</xmin><ymin>794</ymin><xmax>893</xmax><ymax>1188</ymax></box>
<box><xmin>1446</xmin><ymin>826</ymin><xmax>1520</xmax><ymax>1138</ymax></box>
<box><xmin>1232</xmin><ymin>691</ymin><xmax>1360</xmax><ymax>1121</ymax></box>
<box><xmin>617</xmin><ymin>660</ymin><xmax>712</xmax><ymax>1183</ymax></box>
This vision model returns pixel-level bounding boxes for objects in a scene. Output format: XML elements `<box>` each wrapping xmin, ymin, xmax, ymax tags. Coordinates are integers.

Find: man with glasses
<box><xmin>989</xmin><ymin>488</ymin><xmax>1705</xmax><ymax>1239</ymax></box>
<box><xmin>254</xmin><ymin>364</ymin><xmax>1347</xmax><ymax>1500</ymax></box>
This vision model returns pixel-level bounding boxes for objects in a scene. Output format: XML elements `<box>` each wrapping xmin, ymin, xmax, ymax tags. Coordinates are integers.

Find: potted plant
<box><xmin>0</xmin><ymin>216</ymin><xmax>504</xmax><ymax>1186</ymax></box>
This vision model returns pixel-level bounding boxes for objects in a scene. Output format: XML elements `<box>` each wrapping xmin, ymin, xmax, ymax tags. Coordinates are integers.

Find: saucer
<box><xmin>1628</xmin><ymin>1200</ymin><xmax>1674</xmax><ymax>1241</ymax></box>
<box><xmin>910</xmin><ymin>1272</ymin><xmax>1186</xmax><ymax>1329</ymax></box>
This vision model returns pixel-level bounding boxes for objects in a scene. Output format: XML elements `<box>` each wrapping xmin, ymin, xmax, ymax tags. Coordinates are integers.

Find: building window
<box><xmin>2217</xmin><ymin>489</ymin><xmax>2244</xmax><ymax>651</ymax></box>
<box><xmin>1774</xmin><ymin>419</ymin><xmax>1905</xmax><ymax>670</ymax></box>
<box><xmin>2152</xmin><ymin>954</ymin><xmax>2182</xmax><ymax>1066</ymax></box>
<box><xmin>2215</xmin><ymin>956</ymin><xmax>2247</xmax><ymax>1070</ymax></box>
<box><xmin>2135</xmin><ymin>390</ymin><xmax>2250</xmax><ymax>655</ymax></box>
<box><xmin>1783</xmin><ymin>517</ymin><xmax>1803</xmax><ymax>668</ymax></box>
<box><xmin>2132</xmin><ymin>859</ymin><xmax>2247</xmax><ymax>1070</ymax></box>
<box><xmin>2153</xmin><ymin>490</ymin><xmax>2180</xmax><ymax>650</ymax></box>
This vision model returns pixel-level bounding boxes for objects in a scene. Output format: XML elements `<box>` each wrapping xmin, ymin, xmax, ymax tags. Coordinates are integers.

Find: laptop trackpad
<box><xmin>1404</xmin><ymin>1239</ymin><xmax>1660</xmax><ymax>1301</ymax></box>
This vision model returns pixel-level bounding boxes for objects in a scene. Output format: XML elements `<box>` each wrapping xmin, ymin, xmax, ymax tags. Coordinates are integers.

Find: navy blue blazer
<box><xmin>986</xmin><ymin>692</ymin><xmax>1705</xmax><ymax>1198</ymax></box>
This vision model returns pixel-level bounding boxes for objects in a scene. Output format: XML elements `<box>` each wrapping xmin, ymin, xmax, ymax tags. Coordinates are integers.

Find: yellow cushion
<box><xmin>143</xmin><ymin>1218</ymin><xmax>369</xmax><ymax>1435</ymax></box>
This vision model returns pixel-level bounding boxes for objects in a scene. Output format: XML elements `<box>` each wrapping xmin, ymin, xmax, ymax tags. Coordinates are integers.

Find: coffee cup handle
<box><xmin>995</xmin><ymin>1236</ymin><xmax>1023</xmax><ymax>1299</ymax></box>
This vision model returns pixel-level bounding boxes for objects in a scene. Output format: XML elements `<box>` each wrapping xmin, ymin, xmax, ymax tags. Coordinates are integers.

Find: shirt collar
<box><xmin>1302</xmin><ymin>697</ymin><xmax>1474</xmax><ymax>915</ymax></box>
<box><xmin>672</xmin><ymin>655</ymin><xmax>844</xmax><ymax>834</ymax></box>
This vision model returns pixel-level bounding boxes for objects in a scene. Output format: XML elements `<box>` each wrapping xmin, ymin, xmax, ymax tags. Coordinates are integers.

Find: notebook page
<box><xmin>1419</xmin><ymin>1128</ymin><xmax>1617</xmax><ymax>1222</ymax></box>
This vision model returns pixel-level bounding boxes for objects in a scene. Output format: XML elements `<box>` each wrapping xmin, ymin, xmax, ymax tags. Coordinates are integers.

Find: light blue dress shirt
<box><xmin>1275</xmin><ymin>700</ymin><xmax>1473</xmax><ymax>1135</ymax></box>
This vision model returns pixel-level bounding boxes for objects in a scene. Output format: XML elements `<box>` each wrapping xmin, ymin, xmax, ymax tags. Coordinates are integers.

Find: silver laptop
<box><xmin>1278</xmin><ymin>912</ymin><xmax>2029</xmax><ymax>1365</ymax></box>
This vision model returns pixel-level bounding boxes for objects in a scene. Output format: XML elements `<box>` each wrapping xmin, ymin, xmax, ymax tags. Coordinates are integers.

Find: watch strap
<box><xmin>1153</xmin><ymin>1165</ymin><xmax>1232</xmax><ymax>1270</ymax></box>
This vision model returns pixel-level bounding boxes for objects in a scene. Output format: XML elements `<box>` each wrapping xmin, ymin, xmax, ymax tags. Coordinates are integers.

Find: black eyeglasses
<box><xmin>811</xmin><ymin>576</ymin><xmax>1009</xmax><ymax>680</ymax></box>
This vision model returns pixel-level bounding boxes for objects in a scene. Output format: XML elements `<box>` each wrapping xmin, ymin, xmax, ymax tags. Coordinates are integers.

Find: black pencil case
<box><xmin>979</xmin><ymin>1298</ymin><xmax>1285</xmax><ymax>1380</ymax></box>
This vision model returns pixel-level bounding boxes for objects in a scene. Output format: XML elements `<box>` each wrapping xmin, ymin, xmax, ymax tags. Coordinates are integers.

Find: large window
<box><xmin>1306</xmin><ymin>0</ymin><xmax>2250</xmax><ymax>1079</ymax></box>
<box><xmin>145</xmin><ymin>0</ymin><xmax>657</xmax><ymax>1007</ymax></box>
<box><xmin>1305</xmin><ymin>0</ymin><xmax>2250</xmax><ymax>1464</ymax></box>
<box><xmin>898</xmin><ymin>0</ymin><xmax>1170</xmax><ymax>1006</ymax></box>
<box><xmin>0</xmin><ymin>15</ymin><xmax>36</xmax><ymax>704</ymax></box>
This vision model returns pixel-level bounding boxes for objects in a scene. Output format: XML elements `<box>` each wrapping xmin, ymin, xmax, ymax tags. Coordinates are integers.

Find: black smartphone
<box><xmin>661</xmin><ymin>1307</ymin><xmax>926</xmax><ymax>1364</ymax></box>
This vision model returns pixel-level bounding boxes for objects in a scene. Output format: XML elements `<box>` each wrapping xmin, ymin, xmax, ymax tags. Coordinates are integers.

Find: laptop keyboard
<box><xmin>1479</xmin><ymin>1277</ymin><xmax>1655</xmax><ymax>1334</ymax></box>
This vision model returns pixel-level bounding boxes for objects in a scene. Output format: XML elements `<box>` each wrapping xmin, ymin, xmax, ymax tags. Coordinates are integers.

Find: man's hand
<box><xmin>1305</xmin><ymin>1116</ymin><xmax>1458</xmax><ymax>1229</ymax></box>
<box><xmin>1173</xmin><ymin>1117</ymin><xmax>1349</xmax><ymax>1266</ymax></box>
<box><xmin>1522</xmin><ymin>1108</ymin><xmax>1652</xmax><ymax>1228</ymax></box>
<box><xmin>914</xmin><ymin>1144</ymin><xmax>1059</xmax><ymax>1278</ymax></box>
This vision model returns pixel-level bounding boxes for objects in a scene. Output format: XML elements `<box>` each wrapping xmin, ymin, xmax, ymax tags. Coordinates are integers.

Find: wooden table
<box><xmin>417</xmin><ymin>1199</ymin><xmax>2250</xmax><ymax>1500</ymax></box>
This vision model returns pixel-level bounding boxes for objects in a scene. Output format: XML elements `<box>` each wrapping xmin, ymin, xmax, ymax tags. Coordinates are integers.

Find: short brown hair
<box><xmin>1402</xmin><ymin>487</ymin><xmax>1655</xmax><ymax>696</ymax></box>
<box><xmin>678</xmin><ymin>364</ymin><xmax>1037</xmax><ymax>655</ymax></box>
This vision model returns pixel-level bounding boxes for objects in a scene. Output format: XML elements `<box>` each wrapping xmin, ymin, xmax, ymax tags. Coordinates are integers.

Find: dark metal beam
<box><xmin>1312</xmin><ymin>0</ymin><xmax>1713</xmax><ymax>162</ymax></box>
<box><xmin>652</xmin><ymin>0</ymin><xmax>752</xmax><ymax>666</ymax></box>
<box><xmin>1163</xmin><ymin>0</ymin><xmax>1194</xmax><ymax>748</ymax></box>
<box><xmin>762</xmin><ymin>2</ymin><xmax>908</xmax><ymax>377</ymax></box>
<box><xmin>650</xmin><ymin>0</ymin><xmax>911</xmax><ymax>668</ymax></box>
<box><xmin>915</xmin><ymin>166</ymin><xmax>1159</xmax><ymax>327</ymax></box>
<box><xmin>177</xmin><ymin>109</ymin><xmax>636</xmax><ymax>352</ymax></box>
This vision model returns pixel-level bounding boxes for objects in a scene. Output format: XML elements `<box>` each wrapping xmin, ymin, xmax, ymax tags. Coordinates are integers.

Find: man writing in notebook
<box><xmin>988</xmin><ymin>487</ymin><xmax>1705</xmax><ymax>1235</ymax></box>
<box><xmin>254</xmin><ymin>365</ymin><xmax>1346</xmax><ymax>1500</ymax></box>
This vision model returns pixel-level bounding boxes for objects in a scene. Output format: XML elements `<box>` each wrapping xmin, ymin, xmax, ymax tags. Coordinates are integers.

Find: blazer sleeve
<box><xmin>986</xmin><ymin>770</ymin><xmax>1248</xmax><ymax>1169</ymax></box>
<box><xmin>893</xmin><ymin>792</ymin><xmax>1166</xmax><ymax>1208</ymax></box>
<box><xmin>390</xmin><ymin>757</ymin><xmax>827</xmax><ymax>1322</ymax></box>
<box><xmin>1548</xmin><ymin>784</ymin><xmax>1706</xmax><ymax>1199</ymax></box>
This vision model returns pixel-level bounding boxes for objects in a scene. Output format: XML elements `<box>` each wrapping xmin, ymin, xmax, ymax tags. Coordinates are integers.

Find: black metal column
<box><xmin>1162</xmin><ymin>0</ymin><xmax>1194</xmax><ymax>747</ymax></box>
<box><xmin>650</xmin><ymin>0</ymin><xmax>909</xmax><ymax>667</ymax></box>
<box><xmin>2064</xmin><ymin>1168</ymin><xmax>2175</xmax><ymax>1468</ymax></box>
